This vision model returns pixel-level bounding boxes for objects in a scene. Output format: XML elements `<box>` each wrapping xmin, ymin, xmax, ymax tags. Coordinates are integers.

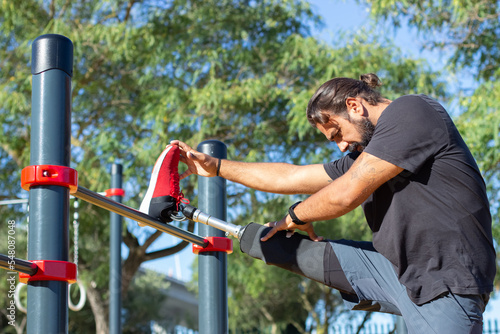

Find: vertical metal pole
<box><xmin>109</xmin><ymin>164</ymin><xmax>123</xmax><ymax>334</ymax></box>
<box><xmin>28</xmin><ymin>34</ymin><xmax>73</xmax><ymax>334</ymax></box>
<box><xmin>197</xmin><ymin>140</ymin><xmax>228</xmax><ymax>334</ymax></box>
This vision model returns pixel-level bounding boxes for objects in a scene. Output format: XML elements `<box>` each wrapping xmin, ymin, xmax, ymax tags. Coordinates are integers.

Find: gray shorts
<box><xmin>329</xmin><ymin>240</ymin><xmax>488</xmax><ymax>334</ymax></box>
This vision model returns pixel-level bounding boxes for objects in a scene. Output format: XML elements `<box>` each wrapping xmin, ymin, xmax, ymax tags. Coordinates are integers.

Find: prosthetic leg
<box><xmin>238</xmin><ymin>222</ymin><xmax>356</xmax><ymax>295</ymax></box>
<box><xmin>140</xmin><ymin>146</ymin><xmax>355</xmax><ymax>295</ymax></box>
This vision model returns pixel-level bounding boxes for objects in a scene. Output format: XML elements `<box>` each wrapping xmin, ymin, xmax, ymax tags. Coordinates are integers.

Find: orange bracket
<box><xmin>192</xmin><ymin>237</ymin><xmax>233</xmax><ymax>255</ymax></box>
<box><xmin>21</xmin><ymin>165</ymin><xmax>78</xmax><ymax>194</ymax></box>
<box><xmin>105</xmin><ymin>188</ymin><xmax>125</xmax><ymax>197</ymax></box>
<box><xmin>19</xmin><ymin>260</ymin><xmax>77</xmax><ymax>284</ymax></box>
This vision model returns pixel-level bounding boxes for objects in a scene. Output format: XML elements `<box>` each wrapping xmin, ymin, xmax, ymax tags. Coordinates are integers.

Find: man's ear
<box><xmin>345</xmin><ymin>97</ymin><xmax>363</xmax><ymax>116</ymax></box>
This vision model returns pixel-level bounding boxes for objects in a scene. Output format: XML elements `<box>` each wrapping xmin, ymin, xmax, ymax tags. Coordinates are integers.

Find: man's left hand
<box><xmin>261</xmin><ymin>216</ymin><xmax>323</xmax><ymax>242</ymax></box>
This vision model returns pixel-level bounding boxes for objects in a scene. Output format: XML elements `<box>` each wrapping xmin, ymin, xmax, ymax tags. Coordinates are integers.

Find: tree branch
<box><xmin>144</xmin><ymin>240</ymin><xmax>190</xmax><ymax>261</ymax></box>
<box><xmin>290</xmin><ymin>320</ymin><xmax>307</xmax><ymax>334</ymax></box>
<box><xmin>355</xmin><ymin>312</ymin><xmax>373</xmax><ymax>334</ymax></box>
<box><xmin>49</xmin><ymin>0</ymin><xmax>56</xmax><ymax>18</ymax></box>
<box><xmin>124</xmin><ymin>0</ymin><xmax>139</xmax><ymax>22</ymax></box>
<box><xmin>57</xmin><ymin>0</ymin><xmax>72</xmax><ymax>18</ymax></box>
<box><xmin>299</xmin><ymin>281</ymin><xmax>317</xmax><ymax>321</ymax></box>
<box><xmin>122</xmin><ymin>226</ymin><xmax>139</xmax><ymax>249</ymax></box>
<box><xmin>140</xmin><ymin>229</ymin><xmax>162</xmax><ymax>251</ymax></box>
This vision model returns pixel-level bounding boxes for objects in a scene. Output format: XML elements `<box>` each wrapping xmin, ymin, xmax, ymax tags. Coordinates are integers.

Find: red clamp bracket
<box><xmin>19</xmin><ymin>260</ymin><xmax>77</xmax><ymax>284</ymax></box>
<box><xmin>193</xmin><ymin>237</ymin><xmax>233</xmax><ymax>255</ymax></box>
<box><xmin>105</xmin><ymin>188</ymin><xmax>125</xmax><ymax>197</ymax></box>
<box><xmin>21</xmin><ymin>165</ymin><xmax>78</xmax><ymax>194</ymax></box>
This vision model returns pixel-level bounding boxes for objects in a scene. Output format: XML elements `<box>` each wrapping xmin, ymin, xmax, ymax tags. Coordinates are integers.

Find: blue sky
<box><xmin>308</xmin><ymin>0</ymin><xmax>422</xmax><ymax>57</ymax></box>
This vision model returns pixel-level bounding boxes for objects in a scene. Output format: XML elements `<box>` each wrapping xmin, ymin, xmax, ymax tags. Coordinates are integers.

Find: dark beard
<box><xmin>348</xmin><ymin>118</ymin><xmax>375</xmax><ymax>152</ymax></box>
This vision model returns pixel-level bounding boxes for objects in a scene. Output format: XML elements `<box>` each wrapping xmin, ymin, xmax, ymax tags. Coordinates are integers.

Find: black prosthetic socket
<box><xmin>239</xmin><ymin>223</ymin><xmax>325</xmax><ymax>283</ymax></box>
<box><xmin>149</xmin><ymin>196</ymin><xmax>177</xmax><ymax>223</ymax></box>
<box><xmin>239</xmin><ymin>223</ymin><xmax>355</xmax><ymax>295</ymax></box>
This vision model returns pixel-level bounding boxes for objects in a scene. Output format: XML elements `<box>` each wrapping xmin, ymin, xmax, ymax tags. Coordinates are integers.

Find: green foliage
<box><xmin>67</xmin><ymin>269</ymin><xmax>172</xmax><ymax>334</ymax></box>
<box><xmin>0</xmin><ymin>0</ymin><xmax>449</xmax><ymax>331</ymax></box>
<box><xmin>122</xmin><ymin>270</ymin><xmax>171</xmax><ymax>333</ymax></box>
<box><xmin>455</xmin><ymin>77</ymin><xmax>500</xmax><ymax>247</ymax></box>
<box><xmin>364</xmin><ymin>0</ymin><xmax>500</xmax><ymax>80</ymax></box>
<box><xmin>227</xmin><ymin>249</ymin><xmax>311</xmax><ymax>332</ymax></box>
<box><xmin>67</xmin><ymin>283</ymin><xmax>97</xmax><ymax>334</ymax></box>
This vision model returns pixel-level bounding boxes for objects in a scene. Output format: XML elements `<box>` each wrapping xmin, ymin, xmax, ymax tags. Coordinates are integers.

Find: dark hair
<box><xmin>306</xmin><ymin>73</ymin><xmax>384</xmax><ymax>126</ymax></box>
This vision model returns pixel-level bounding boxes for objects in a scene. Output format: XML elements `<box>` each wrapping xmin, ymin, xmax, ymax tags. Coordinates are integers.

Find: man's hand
<box><xmin>261</xmin><ymin>215</ymin><xmax>323</xmax><ymax>242</ymax></box>
<box><xmin>170</xmin><ymin>140</ymin><xmax>219</xmax><ymax>180</ymax></box>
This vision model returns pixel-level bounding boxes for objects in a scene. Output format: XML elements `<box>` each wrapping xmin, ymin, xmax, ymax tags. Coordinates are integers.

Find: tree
<box><xmin>0</xmin><ymin>0</ymin><xmax>446</xmax><ymax>332</ymax></box>
<box><xmin>365</xmin><ymin>0</ymin><xmax>499</xmax><ymax>80</ymax></box>
<box><xmin>362</xmin><ymin>0</ymin><xmax>500</xmax><ymax>286</ymax></box>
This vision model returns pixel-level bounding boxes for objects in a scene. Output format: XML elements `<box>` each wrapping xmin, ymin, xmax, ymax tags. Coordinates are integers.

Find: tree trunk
<box><xmin>121</xmin><ymin>254</ymin><xmax>142</xmax><ymax>300</ymax></box>
<box><xmin>15</xmin><ymin>315</ymin><xmax>26</xmax><ymax>334</ymax></box>
<box><xmin>85</xmin><ymin>283</ymin><xmax>109</xmax><ymax>334</ymax></box>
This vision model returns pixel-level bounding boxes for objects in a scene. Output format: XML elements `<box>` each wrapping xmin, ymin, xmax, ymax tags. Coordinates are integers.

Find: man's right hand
<box><xmin>171</xmin><ymin>140</ymin><xmax>333</xmax><ymax>195</ymax></box>
<box><xmin>170</xmin><ymin>140</ymin><xmax>220</xmax><ymax>180</ymax></box>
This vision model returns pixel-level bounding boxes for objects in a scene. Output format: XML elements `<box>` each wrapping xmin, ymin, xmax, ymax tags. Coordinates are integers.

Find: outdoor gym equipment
<box><xmin>0</xmin><ymin>34</ymin><xmax>236</xmax><ymax>334</ymax></box>
<box><xmin>0</xmin><ymin>198</ymin><xmax>87</xmax><ymax>314</ymax></box>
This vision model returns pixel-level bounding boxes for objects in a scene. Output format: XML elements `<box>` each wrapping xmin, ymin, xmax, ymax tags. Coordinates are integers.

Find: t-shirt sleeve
<box><xmin>323</xmin><ymin>152</ymin><xmax>360</xmax><ymax>180</ymax></box>
<box><xmin>364</xmin><ymin>95</ymin><xmax>448</xmax><ymax>174</ymax></box>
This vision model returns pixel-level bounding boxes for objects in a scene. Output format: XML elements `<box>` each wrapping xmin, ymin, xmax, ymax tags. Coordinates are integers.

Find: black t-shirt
<box><xmin>323</xmin><ymin>94</ymin><xmax>496</xmax><ymax>305</ymax></box>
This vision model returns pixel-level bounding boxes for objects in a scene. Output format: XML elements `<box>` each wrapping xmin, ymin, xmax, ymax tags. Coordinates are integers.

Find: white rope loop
<box><xmin>6</xmin><ymin>197</ymin><xmax>88</xmax><ymax>313</ymax></box>
<box><xmin>14</xmin><ymin>282</ymin><xmax>27</xmax><ymax>314</ymax></box>
<box><xmin>68</xmin><ymin>281</ymin><xmax>87</xmax><ymax>311</ymax></box>
<box><xmin>15</xmin><ymin>281</ymin><xmax>87</xmax><ymax>313</ymax></box>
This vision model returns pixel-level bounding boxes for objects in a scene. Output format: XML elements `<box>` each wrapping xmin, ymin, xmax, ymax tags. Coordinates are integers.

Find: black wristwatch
<box><xmin>288</xmin><ymin>201</ymin><xmax>307</xmax><ymax>225</ymax></box>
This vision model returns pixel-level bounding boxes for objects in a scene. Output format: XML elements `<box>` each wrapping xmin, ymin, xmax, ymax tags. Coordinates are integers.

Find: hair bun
<box><xmin>360</xmin><ymin>73</ymin><xmax>382</xmax><ymax>88</ymax></box>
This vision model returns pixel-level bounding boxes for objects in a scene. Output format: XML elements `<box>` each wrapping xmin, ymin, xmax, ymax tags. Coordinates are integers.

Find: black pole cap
<box><xmin>111</xmin><ymin>163</ymin><xmax>123</xmax><ymax>176</ymax></box>
<box><xmin>31</xmin><ymin>34</ymin><xmax>73</xmax><ymax>76</ymax></box>
<box><xmin>197</xmin><ymin>140</ymin><xmax>227</xmax><ymax>159</ymax></box>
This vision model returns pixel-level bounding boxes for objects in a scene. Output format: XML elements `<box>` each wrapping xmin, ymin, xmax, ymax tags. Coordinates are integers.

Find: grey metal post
<box><xmin>109</xmin><ymin>164</ymin><xmax>123</xmax><ymax>334</ymax></box>
<box><xmin>197</xmin><ymin>140</ymin><xmax>228</xmax><ymax>334</ymax></box>
<box><xmin>28</xmin><ymin>34</ymin><xmax>73</xmax><ymax>334</ymax></box>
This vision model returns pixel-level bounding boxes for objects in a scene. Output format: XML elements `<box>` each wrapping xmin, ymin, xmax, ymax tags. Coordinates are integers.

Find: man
<box><xmin>170</xmin><ymin>73</ymin><xmax>496</xmax><ymax>333</ymax></box>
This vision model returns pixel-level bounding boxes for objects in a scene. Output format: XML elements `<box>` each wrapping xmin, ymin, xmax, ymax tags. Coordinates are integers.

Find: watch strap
<box><xmin>288</xmin><ymin>201</ymin><xmax>307</xmax><ymax>225</ymax></box>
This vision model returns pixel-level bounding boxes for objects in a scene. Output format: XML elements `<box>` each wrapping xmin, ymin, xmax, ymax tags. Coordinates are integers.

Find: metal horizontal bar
<box><xmin>0</xmin><ymin>253</ymin><xmax>38</xmax><ymax>275</ymax></box>
<box><xmin>73</xmin><ymin>186</ymin><xmax>207</xmax><ymax>247</ymax></box>
<box><xmin>181</xmin><ymin>204</ymin><xmax>242</xmax><ymax>239</ymax></box>
<box><xmin>0</xmin><ymin>199</ymin><xmax>29</xmax><ymax>205</ymax></box>
<box><xmin>0</xmin><ymin>193</ymin><xmax>114</xmax><ymax>207</ymax></box>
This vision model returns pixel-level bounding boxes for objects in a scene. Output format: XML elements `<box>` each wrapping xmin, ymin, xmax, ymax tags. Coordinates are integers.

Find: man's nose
<box><xmin>337</xmin><ymin>141</ymin><xmax>349</xmax><ymax>152</ymax></box>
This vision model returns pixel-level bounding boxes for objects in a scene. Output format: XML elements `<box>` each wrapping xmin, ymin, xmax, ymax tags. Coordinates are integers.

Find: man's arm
<box><xmin>216</xmin><ymin>159</ymin><xmax>333</xmax><ymax>195</ymax></box>
<box><xmin>171</xmin><ymin>140</ymin><xmax>332</xmax><ymax>195</ymax></box>
<box><xmin>261</xmin><ymin>152</ymin><xmax>404</xmax><ymax>241</ymax></box>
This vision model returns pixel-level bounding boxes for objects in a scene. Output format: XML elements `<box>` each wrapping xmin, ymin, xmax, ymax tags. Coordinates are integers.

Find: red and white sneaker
<box><xmin>139</xmin><ymin>145</ymin><xmax>184</xmax><ymax>223</ymax></box>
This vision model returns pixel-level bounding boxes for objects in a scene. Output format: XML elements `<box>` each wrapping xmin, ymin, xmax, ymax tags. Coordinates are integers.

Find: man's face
<box><xmin>316</xmin><ymin>114</ymin><xmax>375</xmax><ymax>153</ymax></box>
<box><xmin>348</xmin><ymin>116</ymin><xmax>375</xmax><ymax>152</ymax></box>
